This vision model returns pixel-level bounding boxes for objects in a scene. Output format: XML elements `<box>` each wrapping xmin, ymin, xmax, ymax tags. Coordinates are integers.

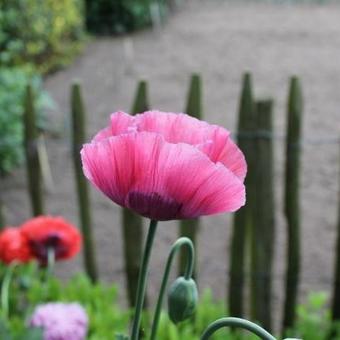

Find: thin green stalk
<box><xmin>200</xmin><ymin>317</ymin><xmax>276</xmax><ymax>340</ymax></box>
<box><xmin>1</xmin><ymin>262</ymin><xmax>17</xmax><ymax>319</ymax></box>
<box><xmin>131</xmin><ymin>219</ymin><xmax>158</xmax><ymax>340</ymax></box>
<box><xmin>150</xmin><ymin>237</ymin><xmax>194</xmax><ymax>340</ymax></box>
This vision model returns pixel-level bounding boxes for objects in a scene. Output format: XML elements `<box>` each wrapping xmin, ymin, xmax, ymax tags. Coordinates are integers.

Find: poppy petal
<box><xmin>81</xmin><ymin>132</ymin><xmax>245</xmax><ymax>220</ymax></box>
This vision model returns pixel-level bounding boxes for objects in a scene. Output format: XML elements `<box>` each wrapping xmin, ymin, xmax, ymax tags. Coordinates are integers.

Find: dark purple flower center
<box><xmin>29</xmin><ymin>232</ymin><xmax>68</xmax><ymax>263</ymax></box>
<box><xmin>127</xmin><ymin>191</ymin><xmax>182</xmax><ymax>221</ymax></box>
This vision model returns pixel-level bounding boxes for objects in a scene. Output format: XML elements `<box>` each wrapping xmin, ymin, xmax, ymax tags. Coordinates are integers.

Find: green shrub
<box><xmin>2</xmin><ymin>262</ymin><xmax>340</xmax><ymax>339</ymax></box>
<box><xmin>0</xmin><ymin>0</ymin><xmax>85</xmax><ymax>73</ymax></box>
<box><xmin>0</xmin><ymin>68</ymin><xmax>52</xmax><ymax>176</ymax></box>
<box><xmin>85</xmin><ymin>0</ymin><xmax>168</xmax><ymax>35</ymax></box>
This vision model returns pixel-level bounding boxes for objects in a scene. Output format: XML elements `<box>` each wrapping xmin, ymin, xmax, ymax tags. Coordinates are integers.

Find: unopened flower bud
<box><xmin>167</xmin><ymin>276</ymin><xmax>198</xmax><ymax>324</ymax></box>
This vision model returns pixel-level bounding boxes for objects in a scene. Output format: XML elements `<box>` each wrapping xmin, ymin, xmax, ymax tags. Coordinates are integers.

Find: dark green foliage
<box><xmin>283</xmin><ymin>76</ymin><xmax>303</xmax><ymax>332</ymax></box>
<box><xmin>0</xmin><ymin>68</ymin><xmax>50</xmax><ymax>176</ymax></box>
<box><xmin>0</xmin><ymin>320</ymin><xmax>43</xmax><ymax>340</ymax></box>
<box><xmin>0</xmin><ymin>0</ymin><xmax>85</xmax><ymax>74</ymax></box>
<box><xmin>0</xmin><ymin>265</ymin><xmax>130</xmax><ymax>339</ymax></box>
<box><xmin>229</xmin><ymin>72</ymin><xmax>256</xmax><ymax>318</ymax></box>
<box><xmin>85</xmin><ymin>0</ymin><xmax>168</xmax><ymax>35</ymax></box>
<box><xmin>71</xmin><ymin>83</ymin><xmax>98</xmax><ymax>282</ymax></box>
<box><xmin>1</xmin><ymin>262</ymin><xmax>340</xmax><ymax>339</ymax></box>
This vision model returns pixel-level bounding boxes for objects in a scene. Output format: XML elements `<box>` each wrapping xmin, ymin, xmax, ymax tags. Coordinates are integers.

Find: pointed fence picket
<box><xmin>228</xmin><ymin>73</ymin><xmax>256</xmax><ymax>318</ymax></box>
<box><xmin>71</xmin><ymin>83</ymin><xmax>98</xmax><ymax>282</ymax></box>
<box><xmin>250</xmin><ymin>99</ymin><xmax>275</xmax><ymax>331</ymax></box>
<box><xmin>282</xmin><ymin>77</ymin><xmax>303</xmax><ymax>333</ymax></box>
<box><xmin>331</xmin><ymin>143</ymin><xmax>340</xmax><ymax>327</ymax></box>
<box><xmin>178</xmin><ymin>73</ymin><xmax>202</xmax><ymax>279</ymax></box>
<box><xmin>23</xmin><ymin>84</ymin><xmax>44</xmax><ymax>216</ymax></box>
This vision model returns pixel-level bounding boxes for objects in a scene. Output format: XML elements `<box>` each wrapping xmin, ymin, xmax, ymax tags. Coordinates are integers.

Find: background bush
<box><xmin>0</xmin><ymin>68</ymin><xmax>52</xmax><ymax>176</ymax></box>
<box><xmin>0</xmin><ymin>0</ymin><xmax>84</xmax><ymax>74</ymax></box>
<box><xmin>2</xmin><ymin>263</ymin><xmax>340</xmax><ymax>339</ymax></box>
<box><xmin>85</xmin><ymin>0</ymin><xmax>169</xmax><ymax>35</ymax></box>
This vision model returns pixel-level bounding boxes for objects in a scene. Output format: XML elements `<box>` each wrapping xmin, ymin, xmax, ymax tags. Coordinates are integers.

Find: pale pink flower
<box><xmin>28</xmin><ymin>302</ymin><xmax>88</xmax><ymax>340</ymax></box>
<box><xmin>81</xmin><ymin>111</ymin><xmax>246</xmax><ymax>221</ymax></box>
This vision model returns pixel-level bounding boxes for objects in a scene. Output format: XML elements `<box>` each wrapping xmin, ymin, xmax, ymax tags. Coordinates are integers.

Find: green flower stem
<box><xmin>200</xmin><ymin>317</ymin><xmax>277</xmax><ymax>340</ymax></box>
<box><xmin>131</xmin><ymin>219</ymin><xmax>158</xmax><ymax>340</ymax></box>
<box><xmin>1</xmin><ymin>262</ymin><xmax>17</xmax><ymax>319</ymax></box>
<box><xmin>150</xmin><ymin>237</ymin><xmax>195</xmax><ymax>340</ymax></box>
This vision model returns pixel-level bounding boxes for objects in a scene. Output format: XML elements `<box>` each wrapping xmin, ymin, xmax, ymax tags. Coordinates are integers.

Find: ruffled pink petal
<box><xmin>81</xmin><ymin>132</ymin><xmax>245</xmax><ymax>220</ymax></box>
<box><xmin>157</xmin><ymin>143</ymin><xmax>245</xmax><ymax>217</ymax></box>
<box><xmin>93</xmin><ymin>111</ymin><xmax>135</xmax><ymax>142</ymax></box>
<box><xmin>135</xmin><ymin>110</ymin><xmax>247</xmax><ymax>180</ymax></box>
<box><xmin>135</xmin><ymin>110</ymin><xmax>216</xmax><ymax>145</ymax></box>
<box><xmin>198</xmin><ymin>130</ymin><xmax>247</xmax><ymax>181</ymax></box>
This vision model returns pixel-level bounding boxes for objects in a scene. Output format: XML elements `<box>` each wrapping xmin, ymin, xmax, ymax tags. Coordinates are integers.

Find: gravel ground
<box><xmin>2</xmin><ymin>0</ymin><xmax>340</xmax><ymax>324</ymax></box>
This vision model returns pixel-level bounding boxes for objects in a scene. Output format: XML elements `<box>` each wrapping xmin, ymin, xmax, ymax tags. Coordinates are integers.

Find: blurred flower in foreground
<box><xmin>28</xmin><ymin>302</ymin><xmax>88</xmax><ymax>340</ymax></box>
<box><xmin>21</xmin><ymin>216</ymin><xmax>81</xmax><ymax>264</ymax></box>
<box><xmin>0</xmin><ymin>227</ymin><xmax>32</xmax><ymax>264</ymax></box>
<box><xmin>81</xmin><ymin>111</ymin><xmax>246</xmax><ymax>221</ymax></box>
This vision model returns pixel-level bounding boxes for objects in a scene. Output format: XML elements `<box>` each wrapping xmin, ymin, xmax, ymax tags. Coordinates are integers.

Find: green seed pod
<box><xmin>168</xmin><ymin>276</ymin><xmax>198</xmax><ymax>324</ymax></box>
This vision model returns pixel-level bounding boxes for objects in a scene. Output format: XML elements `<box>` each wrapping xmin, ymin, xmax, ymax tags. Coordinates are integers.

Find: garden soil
<box><xmin>3</xmin><ymin>0</ymin><xmax>340</xmax><ymax>325</ymax></box>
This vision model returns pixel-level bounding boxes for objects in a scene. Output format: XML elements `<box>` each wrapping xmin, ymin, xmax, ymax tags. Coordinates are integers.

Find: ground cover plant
<box><xmin>1</xmin><ymin>259</ymin><xmax>340</xmax><ymax>339</ymax></box>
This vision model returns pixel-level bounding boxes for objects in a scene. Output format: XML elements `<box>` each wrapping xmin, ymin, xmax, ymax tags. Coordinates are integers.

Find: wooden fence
<box><xmin>1</xmin><ymin>72</ymin><xmax>339</xmax><ymax>335</ymax></box>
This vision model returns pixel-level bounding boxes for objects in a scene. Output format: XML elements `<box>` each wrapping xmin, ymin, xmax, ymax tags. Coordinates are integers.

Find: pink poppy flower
<box><xmin>81</xmin><ymin>111</ymin><xmax>246</xmax><ymax>221</ymax></box>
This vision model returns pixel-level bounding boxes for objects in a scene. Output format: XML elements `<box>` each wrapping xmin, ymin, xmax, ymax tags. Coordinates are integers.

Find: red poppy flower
<box><xmin>81</xmin><ymin>111</ymin><xmax>246</xmax><ymax>221</ymax></box>
<box><xmin>20</xmin><ymin>216</ymin><xmax>82</xmax><ymax>263</ymax></box>
<box><xmin>0</xmin><ymin>227</ymin><xmax>32</xmax><ymax>264</ymax></box>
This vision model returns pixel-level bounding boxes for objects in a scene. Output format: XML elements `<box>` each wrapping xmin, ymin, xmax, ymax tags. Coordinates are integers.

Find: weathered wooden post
<box><xmin>179</xmin><ymin>73</ymin><xmax>202</xmax><ymax>278</ymax></box>
<box><xmin>23</xmin><ymin>84</ymin><xmax>44</xmax><ymax>216</ymax></box>
<box><xmin>228</xmin><ymin>73</ymin><xmax>256</xmax><ymax>318</ymax></box>
<box><xmin>71</xmin><ymin>83</ymin><xmax>98</xmax><ymax>282</ymax></box>
<box><xmin>282</xmin><ymin>76</ymin><xmax>303</xmax><ymax>333</ymax></box>
<box><xmin>250</xmin><ymin>99</ymin><xmax>275</xmax><ymax>331</ymax></box>
<box><xmin>122</xmin><ymin>80</ymin><xmax>149</xmax><ymax>307</ymax></box>
<box><xmin>0</xmin><ymin>195</ymin><xmax>5</xmax><ymax>229</ymax></box>
<box><xmin>331</xmin><ymin>141</ymin><xmax>340</xmax><ymax>325</ymax></box>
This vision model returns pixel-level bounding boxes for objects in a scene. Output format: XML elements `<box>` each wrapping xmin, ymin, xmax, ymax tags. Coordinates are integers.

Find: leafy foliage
<box><xmin>0</xmin><ymin>68</ymin><xmax>52</xmax><ymax>175</ymax></box>
<box><xmin>2</xmin><ymin>262</ymin><xmax>340</xmax><ymax>339</ymax></box>
<box><xmin>0</xmin><ymin>0</ymin><xmax>85</xmax><ymax>73</ymax></box>
<box><xmin>85</xmin><ymin>0</ymin><xmax>168</xmax><ymax>35</ymax></box>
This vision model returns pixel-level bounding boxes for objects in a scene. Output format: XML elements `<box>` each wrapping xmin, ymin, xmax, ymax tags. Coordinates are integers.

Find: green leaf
<box><xmin>16</xmin><ymin>328</ymin><xmax>43</xmax><ymax>340</ymax></box>
<box><xmin>0</xmin><ymin>318</ymin><xmax>12</xmax><ymax>340</ymax></box>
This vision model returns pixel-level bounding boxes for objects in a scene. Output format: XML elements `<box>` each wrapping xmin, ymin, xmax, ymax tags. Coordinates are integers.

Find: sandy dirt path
<box><xmin>3</xmin><ymin>0</ymin><xmax>340</xmax><ymax>321</ymax></box>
